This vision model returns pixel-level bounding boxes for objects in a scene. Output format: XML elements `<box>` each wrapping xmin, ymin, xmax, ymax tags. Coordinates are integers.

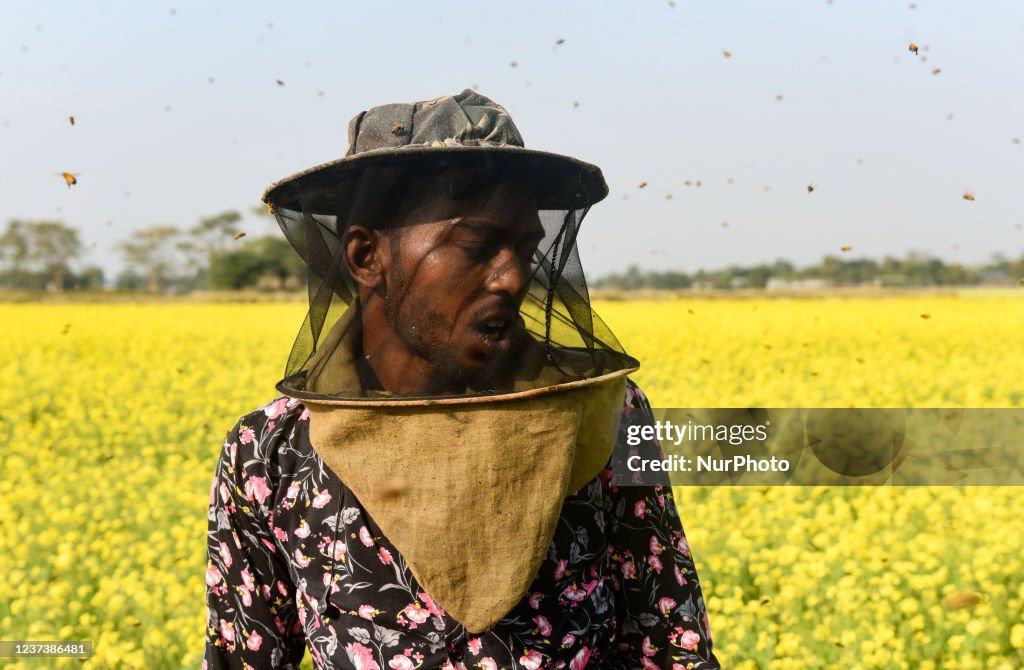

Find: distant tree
<box><xmin>0</xmin><ymin>220</ymin><xmax>30</xmax><ymax>287</ymax></box>
<box><xmin>0</xmin><ymin>219</ymin><xmax>82</xmax><ymax>291</ymax></box>
<box><xmin>179</xmin><ymin>210</ymin><xmax>243</xmax><ymax>287</ymax></box>
<box><xmin>207</xmin><ymin>236</ymin><xmax>304</xmax><ymax>290</ymax></box>
<box><xmin>116</xmin><ymin>225</ymin><xmax>182</xmax><ymax>292</ymax></box>
<box><xmin>71</xmin><ymin>265</ymin><xmax>105</xmax><ymax>290</ymax></box>
<box><xmin>26</xmin><ymin>221</ymin><xmax>82</xmax><ymax>292</ymax></box>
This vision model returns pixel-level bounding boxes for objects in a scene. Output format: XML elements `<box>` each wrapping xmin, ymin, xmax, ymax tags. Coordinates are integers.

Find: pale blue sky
<box><xmin>2</xmin><ymin>0</ymin><xmax>1022</xmax><ymax>279</ymax></box>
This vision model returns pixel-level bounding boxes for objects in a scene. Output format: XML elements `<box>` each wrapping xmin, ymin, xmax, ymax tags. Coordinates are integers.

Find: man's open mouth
<box><xmin>478</xmin><ymin>318</ymin><xmax>509</xmax><ymax>338</ymax></box>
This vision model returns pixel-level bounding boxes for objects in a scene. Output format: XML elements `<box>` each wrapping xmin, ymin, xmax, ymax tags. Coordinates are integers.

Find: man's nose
<box><xmin>484</xmin><ymin>247</ymin><xmax>529</xmax><ymax>297</ymax></box>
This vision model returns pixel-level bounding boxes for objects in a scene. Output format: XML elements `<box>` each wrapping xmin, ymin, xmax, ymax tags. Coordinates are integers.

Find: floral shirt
<box><xmin>203</xmin><ymin>380</ymin><xmax>720</xmax><ymax>670</ymax></box>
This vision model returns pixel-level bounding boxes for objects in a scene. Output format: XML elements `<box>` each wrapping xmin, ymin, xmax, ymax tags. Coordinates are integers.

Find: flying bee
<box><xmin>233</xmin><ymin>231</ymin><xmax>246</xmax><ymax>240</ymax></box>
<box><xmin>555</xmin><ymin>38</ymin><xmax>565</xmax><ymax>46</ymax></box>
<box><xmin>775</xmin><ymin>94</ymin><xmax>784</xmax><ymax>101</ymax></box>
<box><xmin>59</xmin><ymin>172</ymin><xmax>79</xmax><ymax>187</ymax></box>
<box><xmin>807</xmin><ymin>183</ymin><xmax>816</xmax><ymax>193</ymax></box>
<box><xmin>841</xmin><ymin>244</ymin><xmax>852</xmax><ymax>252</ymax></box>
<box><xmin>908</xmin><ymin>42</ymin><xmax>919</xmax><ymax>54</ymax></box>
<box><xmin>920</xmin><ymin>313</ymin><xmax>931</xmax><ymax>320</ymax></box>
<box><xmin>963</xmin><ymin>192</ymin><xmax>975</xmax><ymax>201</ymax></box>
<box><xmin>391</xmin><ymin>123</ymin><xmax>404</xmax><ymax>135</ymax></box>
<box><xmin>723</xmin><ymin>49</ymin><xmax>732</xmax><ymax>58</ymax></box>
<box><xmin>1013</xmin><ymin>137</ymin><xmax>1021</xmax><ymax>145</ymax></box>
<box><xmin>509</xmin><ymin>60</ymin><xmax>518</xmax><ymax>68</ymax></box>
<box><xmin>68</xmin><ymin>115</ymin><xmax>75</xmax><ymax>126</ymax></box>
<box><xmin>931</xmin><ymin>67</ymin><xmax>941</xmax><ymax>75</ymax></box>
<box><xmin>275</xmin><ymin>79</ymin><xmax>285</xmax><ymax>86</ymax></box>
<box><xmin>638</xmin><ymin>181</ymin><xmax>647</xmax><ymax>189</ymax></box>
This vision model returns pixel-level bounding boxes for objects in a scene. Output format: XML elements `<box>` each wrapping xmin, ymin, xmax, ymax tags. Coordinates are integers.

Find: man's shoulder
<box><xmin>222</xmin><ymin>396</ymin><xmax>310</xmax><ymax>460</ymax></box>
<box><xmin>623</xmin><ymin>377</ymin><xmax>652</xmax><ymax>412</ymax></box>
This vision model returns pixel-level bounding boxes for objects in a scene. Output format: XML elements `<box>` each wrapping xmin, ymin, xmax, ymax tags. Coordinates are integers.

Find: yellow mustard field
<box><xmin>0</xmin><ymin>295</ymin><xmax>1022</xmax><ymax>669</ymax></box>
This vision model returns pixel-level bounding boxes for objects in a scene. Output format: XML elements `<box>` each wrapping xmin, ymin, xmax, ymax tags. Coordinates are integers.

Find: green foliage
<box><xmin>0</xmin><ymin>219</ymin><xmax>82</xmax><ymax>291</ymax></box>
<box><xmin>207</xmin><ymin>236</ymin><xmax>304</xmax><ymax>290</ymax></box>
<box><xmin>592</xmin><ymin>252</ymin><xmax>1024</xmax><ymax>291</ymax></box>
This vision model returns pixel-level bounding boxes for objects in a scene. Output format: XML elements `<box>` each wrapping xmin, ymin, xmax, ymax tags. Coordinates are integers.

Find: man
<box><xmin>204</xmin><ymin>90</ymin><xmax>719</xmax><ymax>669</ymax></box>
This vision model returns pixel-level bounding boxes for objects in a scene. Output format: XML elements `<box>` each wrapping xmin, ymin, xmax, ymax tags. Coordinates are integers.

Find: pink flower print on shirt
<box><xmin>562</xmin><ymin>584</ymin><xmax>587</xmax><ymax>602</ymax></box>
<box><xmin>205</xmin><ymin>564</ymin><xmax>222</xmax><ymax>587</ymax></box>
<box><xmin>388</xmin><ymin>655</ymin><xmax>414</xmax><ymax>670</ymax></box>
<box><xmin>658</xmin><ymin>597</ymin><xmax>676</xmax><ymax>616</ymax></box>
<box><xmin>634</xmin><ymin>500</ymin><xmax>646</xmax><ymax>518</ymax></box>
<box><xmin>401</xmin><ymin>603</ymin><xmax>430</xmax><ymax>628</ymax></box>
<box><xmin>649</xmin><ymin>536</ymin><xmax>663</xmax><ymax>555</ymax></box>
<box><xmin>479</xmin><ymin>658</ymin><xmax>498</xmax><ymax>670</ymax></box>
<box><xmin>357</xmin><ymin>605</ymin><xmax>377</xmax><ymax>620</ymax></box>
<box><xmin>569</xmin><ymin>647</ymin><xmax>591</xmax><ymax>670</ymax></box>
<box><xmin>520</xmin><ymin>649</ymin><xmax>543</xmax><ymax>669</ymax></box>
<box><xmin>327</xmin><ymin>540</ymin><xmax>347</xmax><ymax>561</ymax></box>
<box><xmin>533</xmin><ymin>615</ymin><xmax>552</xmax><ymax>637</ymax></box>
<box><xmin>528</xmin><ymin>592</ymin><xmax>543</xmax><ymax>609</ymax></box>
<box><xmin>264</xmin><ymin>398</ymin><xmax>290</xmax><ymax>419</ymax></box>
<box><xmin>244</xmin><ymin>476</ymin><xmax>271</xmax><ymax>505</ymax></box>
<box><xmin>553</xmin><ymin>559</ymin><xmax>568</xmax><ymax>580</ymax></box>
<box><xmin>359</xmin><ymin>526</ymin><xmax>375</xmax><ymax>547</ymax></box>
<box><xmin>420</xmin><ymin>592</ymin><xmax>445</xmax><ymax>618</ymax></box>
<box><xmin>239</xmin><ymin>427</ymin><xmax>255</xmax><ymax>444</ymax></box>
<box><xmin>311</xmin><ymin>489</ymin><xmax>332</xmax><ymax>509</ymax></box>
<box><xmin>246</xmin><ymin>630</ymin><xmax>263</xmax><ymax>651</ymax></box>
<box><xmin>648</xmin><ymin>555</ymin><xmax>663</xmax><ymax>574</ymax></box>
<box><xmin>219</xmin><ymin>619</ymin><xmax>235</xmax><ymax>643</ymax></box>
<box><xmin>674</xmin><ymin>564</ymin><xmax>687</xmax><ymax>586</ymax></box>
<box><xmin>378</xmin><ymin>547</ymin><xmax>393</xmax><ymax>565</ymax></box>
<box><xmin>219</xmin><ymin>542</ymin><xmax>232</xmax><ymax>568</ymax></box>
<box><xmin>345</xmin><ymin>642</ymin><xmax>381</xmax><ymax>670</ymax></box>
<box><xmin>294</xmin><ymin>549</ymin><xmax>311</xmax><ymax>568</ymax></box>
<box><xmin>678</xmin><ymin>629</ymin><xmax>701</xmax><ymax>651</ymax></box>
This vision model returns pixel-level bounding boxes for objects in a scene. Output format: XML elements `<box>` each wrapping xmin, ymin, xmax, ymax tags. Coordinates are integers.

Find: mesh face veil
<box><xmin>262</xmin><ymin>91</ymin><xmax>638</xmax><ymax>403</ymax></box>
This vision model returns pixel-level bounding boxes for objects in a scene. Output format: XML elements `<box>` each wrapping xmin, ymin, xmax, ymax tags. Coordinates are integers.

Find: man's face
<box><xmin>380</xmin><ymin>181</ymin><xmax>545</xmax><ymax>388</ymax></box>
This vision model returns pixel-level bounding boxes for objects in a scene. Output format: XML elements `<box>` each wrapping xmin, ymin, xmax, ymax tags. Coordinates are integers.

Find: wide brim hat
<box><xmin>261</xmin><ymin>88</ymin><xmax>609</xmax><ymax>214</ymax></box>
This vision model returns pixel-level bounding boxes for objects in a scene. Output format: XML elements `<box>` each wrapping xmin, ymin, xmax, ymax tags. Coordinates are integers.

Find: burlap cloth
<box><xmin>285</xmin><ymin>305</ymin><xmax>635</xmax><ymax>632</ymax></box>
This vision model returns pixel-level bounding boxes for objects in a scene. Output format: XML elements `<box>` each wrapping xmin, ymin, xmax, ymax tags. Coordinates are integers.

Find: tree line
<box><xmin>592</xmin><ymin>253</ymin><xmax>1024</xmax><ymax>291</ymax></box>
<box><xmin>1</xmin><ymin>212</ymin><xmax>1021</xmax><ymax>292</ymax></box>
<box><xmin>0</xmin><ymin>209</ymin><xmax>304</xmax><ymax>293</ymax></box>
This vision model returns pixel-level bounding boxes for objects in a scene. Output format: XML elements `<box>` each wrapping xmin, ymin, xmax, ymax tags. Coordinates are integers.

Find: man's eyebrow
<box><xmin>450</xmin><ymin>218</ymin><xmax>545</xmax><ymax>240</ymax></box>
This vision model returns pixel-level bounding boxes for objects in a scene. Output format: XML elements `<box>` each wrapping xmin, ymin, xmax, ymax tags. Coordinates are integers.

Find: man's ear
<box><xmin>343</xmin><ymin>224</ymin><xmax>389</xmax><ymax>289</ymax></box>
